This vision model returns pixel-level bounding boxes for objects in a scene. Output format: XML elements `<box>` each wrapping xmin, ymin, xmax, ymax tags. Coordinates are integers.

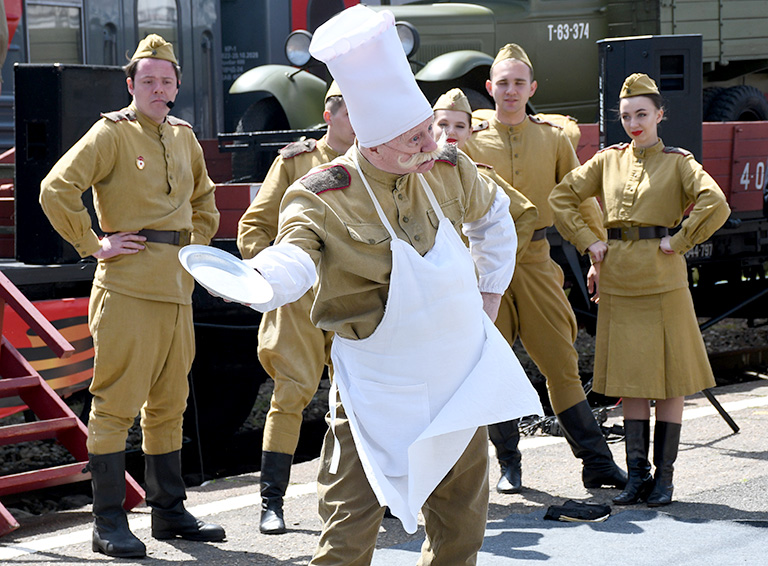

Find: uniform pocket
<box><xmin>426</xmin><ymin>198</ymin><xmax>464</xmax><ymax>229</ymax></box>
<box><xmin>344</xmin><ymin>223</ymin><xmax>391</xmax><ymax>246</ymax></box>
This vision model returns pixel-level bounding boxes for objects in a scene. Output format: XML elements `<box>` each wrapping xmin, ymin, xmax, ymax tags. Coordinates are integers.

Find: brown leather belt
<box><xmin>530</xmin><ymin>227</ymin><xmax>548</xmax><ymax>241</ymax></box>
<box><xmin>607</xmin><ymin>226</ymin><xmax>669</xmax><ymax>241</ymax></box>
<box><xmin>137</xmin><ymin>229</ymin><xmax>191</xmax><ymax>246</ymax></box>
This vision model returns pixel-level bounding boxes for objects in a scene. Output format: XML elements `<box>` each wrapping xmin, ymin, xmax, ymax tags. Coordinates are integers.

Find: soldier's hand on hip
<box><xmin>93</xmin><ymin>231</ymin><xmax>146</xmax><ymax>259</ymax></box>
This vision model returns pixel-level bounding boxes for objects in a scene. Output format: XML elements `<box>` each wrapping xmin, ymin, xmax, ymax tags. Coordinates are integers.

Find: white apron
<box><xmin>330</xmin><ymin>156</ymin><xmax>542</xmax><ymax>533</ymax></box>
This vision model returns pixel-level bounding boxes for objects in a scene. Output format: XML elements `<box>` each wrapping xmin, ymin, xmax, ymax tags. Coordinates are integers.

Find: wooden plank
<box><xmin>0</xmin><ymin>272</ymin><xmax>74</xmax><ymax>360</ymax></box>
<box><xmin>0</xmin><ymin>462</ymin><xmax>90</xmax><ymax>496</ymax></box>
<box><xmin>0</xmin><ymin>416</ymin><xmax>79</xmax><ymax>445</ymax></box>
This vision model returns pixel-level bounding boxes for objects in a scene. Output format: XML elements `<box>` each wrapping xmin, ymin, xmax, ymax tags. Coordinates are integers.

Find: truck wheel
<box><xmin>702</xmin><ymin>87</ymin><xmax>724</xmax><ymax>120</ymax></box>
<box><xmin>706</xmin><ymin>85</ymin><xmax>768</xmax><ymax>122</ymax></box>
<box><xmin>231</xmin><ymin>98</ymin><xmax>289</xmax><ymax>182</ymax></box>
<box><xmin>464</xmin><ymin>88</ymin><xmax>493</xmax><ymax>110</ymax></box>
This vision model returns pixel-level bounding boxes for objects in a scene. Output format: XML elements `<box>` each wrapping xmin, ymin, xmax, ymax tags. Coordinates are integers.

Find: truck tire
<box><xmin>706</xmin><ymin>85</ymin><xmax>768</xmax><ymax>122</ymax></box>
<box><xmin>464</xmin><ymin>88</ymin><xmax>493</xmax><ymax>110</ymax></box>
<box><xmin>231</xmin><ymin>98</ymin><xmax>290</xmax><ymax>182</ymax></box>
<box><xmin>702</xmin><ymin>87</ymin><xmax>724</xmax><ymax>121</ymax></box>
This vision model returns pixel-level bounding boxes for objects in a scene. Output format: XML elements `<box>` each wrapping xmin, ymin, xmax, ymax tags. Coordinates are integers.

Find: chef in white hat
<box><xmin>233</xmin><ymin>5</ymin><xmax>541</xmax><ymax>564</ymax></box>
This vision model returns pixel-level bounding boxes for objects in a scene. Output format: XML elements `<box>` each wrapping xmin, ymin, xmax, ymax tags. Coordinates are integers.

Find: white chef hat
<box><xmin>309</xmin><ymin>5</ymin><xmax>433</xmax><ymax>148</ymax></box>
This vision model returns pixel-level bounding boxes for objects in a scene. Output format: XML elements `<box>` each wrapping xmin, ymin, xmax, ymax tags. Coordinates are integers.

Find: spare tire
<box><xmin>706</xmin><ymin>85</ymin><xmax>768</xmax><ymax>122</ymax></box>
<box><xmin>231</xmin><ymin>98</ymin><xmax>290</xmax><ymax>182</ymax></box>
<box><xmin>702</xmin><ymin>87</ymin><xmax>724</xmax><ymax>120</ymax></box>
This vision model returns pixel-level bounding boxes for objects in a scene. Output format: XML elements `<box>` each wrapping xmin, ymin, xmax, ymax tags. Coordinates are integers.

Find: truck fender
<box><xmin>415</xmin><ymin>50</ymin><xmax>493</xmax><ymax>82</ymax></box>
<box><xmin>229</xmin><ymin>64</ymin><xmax>327</xmax><ymax>129</ymax></box>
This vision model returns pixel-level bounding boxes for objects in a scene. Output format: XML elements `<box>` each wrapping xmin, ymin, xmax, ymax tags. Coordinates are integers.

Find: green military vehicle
<box><xmin>226</xmin><ymin>0</ymin><xmax>768</xmax><ymax>182</ymax></box>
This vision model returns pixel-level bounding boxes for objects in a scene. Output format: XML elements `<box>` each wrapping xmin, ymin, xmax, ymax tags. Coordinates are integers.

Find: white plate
<box><xmin>178</xmin><ymin>245</ymin><xmax>274</xmax><ymax>306</ymax></box>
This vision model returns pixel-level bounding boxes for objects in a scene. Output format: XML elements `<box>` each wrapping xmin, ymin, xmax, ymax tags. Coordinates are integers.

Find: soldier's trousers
<box><xmin>257</xmin><ymin>290</ymin><xmax>333</xmax><ymax>455</ymax></box>
<box><xmin>495</xmin><ymin>257</ymin><xmax>586</xmax><ymax>414</ymax></box>
<box><xmin>309</xmin><ymin>406</ymin><xmax>489</xmax><ymax>566</ymax></box>
<box><xmin>87</xmin><ymin>287</ymin><xmax>193</xmax><ymax>455</ymax></box>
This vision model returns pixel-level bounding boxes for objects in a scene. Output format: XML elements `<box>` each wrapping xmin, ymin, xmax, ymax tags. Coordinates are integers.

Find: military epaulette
<box><xmin>663</xmin><ymin>146</ymin><xmax>692</xmax><ymax>157</ymax></box>
<box><xmin>165</xmin><ymin>115</ymin><xmax>193</xmax><ymax>129</ymax></box>
<box><xmin>596</xmin><ymin>142</ymin><xmax>630</xmax><ymax>155</ymax></box>
<box><xmin>280</xmin><ymin>138</ymin><xmax>317</xmax><ymax>159</ymax></box>
<box><xmin>472</xmin><ymin>120</ymin><xmax>490</xmax><ymax>132</ymax></box>
<box><xmin>101</xmin><ymin>109</ymin><xmax>136</xmax><ymax>123</ymax></box>
<box><xmin>528</xmin><ymin>114</ymin><xmax>563</xmax><ymax>129</ymax></box>
<box><xmin>435</xmin><ymin>143</ymin><xmax>458</xmax><ymax>166</ymax></box>
<box><xmin>474</xmin><ymin>161</ymin><xmax>494</xmax><ymax>171</ymax></box>
<box><xmin>300</xmin><ymin>164</ymin><xmax>350</xmax><ymax>195</ymax></box>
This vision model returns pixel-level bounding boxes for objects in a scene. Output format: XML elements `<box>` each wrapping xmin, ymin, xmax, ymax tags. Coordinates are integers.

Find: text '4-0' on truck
<box><xmin>223</xmin><ymin>0</ymin><xmax>768</xmax><ymax>183</ymax></box>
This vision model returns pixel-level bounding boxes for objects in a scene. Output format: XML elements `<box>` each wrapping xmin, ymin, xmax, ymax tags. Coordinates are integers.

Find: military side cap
<box><xmin>433</xmin><ymin>88</ymin><xmax>471</xmax><ymax>117</ymax></box>
<box><xmin>620</xmin><ymin>73</ymin><xmax>659</xmax><ymax>98</ymax></box>
<box><xmin>492</xmin><ymin>43</ymin><xmax>533</xmax><ymax>74</ymax></box>
<box><xmin>131</xmin><ymin>34</ymin><xmax>178</xmax><ymax>65</ymax></box>
<box><xmin>325</xmin><ymin>80</ymin><xmax>343</xmax><ymax>102</ymax></box>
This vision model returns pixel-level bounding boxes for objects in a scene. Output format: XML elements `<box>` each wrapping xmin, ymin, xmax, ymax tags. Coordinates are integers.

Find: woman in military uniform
<box><xmin>549</xmin><ymin>73</ymin><xmax>730</xmax><ymax>506</ymax></box>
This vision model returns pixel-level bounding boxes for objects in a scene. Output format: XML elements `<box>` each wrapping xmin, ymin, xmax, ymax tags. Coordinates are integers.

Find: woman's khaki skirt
<box><xmin>593</xmin><ymin>287</ymin><xmax>715</xmax><ymax>399</ymax></box>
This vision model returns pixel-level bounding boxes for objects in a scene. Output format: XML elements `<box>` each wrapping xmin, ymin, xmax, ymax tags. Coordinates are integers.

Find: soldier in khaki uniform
<box><xmin>226</xmin><ymin>6</ymin><xmax>542</xmax><ymax>564</ymax></box>
<box><xmin>237</xmin><ymin>82</ymin><xmax>355</xmax><ymax>534</ymax></box>
<box><xmin>40</xmin><ymin>35</ymin><xmax>223</xmax><ymax>558</ymax></box>
<box><xmin>550</xmin><ymin>73</ymin><xmax>730</xmax><ymax>507</ymax></box>
<box><xmin>463</xmin><ymin>43</ymin><xmax>627</xmax><ymax>493</ymax></box>
<box><xmin>432</xmin><ymin>88</ymin><xmax>538</xmax><ymax>260</ymax></box>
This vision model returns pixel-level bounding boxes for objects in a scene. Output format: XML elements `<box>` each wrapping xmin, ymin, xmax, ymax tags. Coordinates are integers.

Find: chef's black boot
<box><xmin>260</xmin><ymin>451</ymin><xmax>293</xmax><ymax>534</ymax></box>
<box><xmin>145</xmin><ymin>450</ymin><xmax>226</xmax><ymax>541</ymax></box>
<box><xmin>647</xmin><ymin>421</ymin><xmax>681</xmax><ymax>507</ymax></box>
<box><xmin>557</xmin><ymin>400</ymin><xmax>628</xmax><ymax>489</ymax></box>
<box><xmin>489</xmin><ymin>420</ymin><xmax>522</xmax><ymax>494</ymax></box>
<box><xmin>89</xmin><ymin>451</ymin><xmax>146</xmax><ymax>558</ymax></box>
<box><xmin>613</xmin><ymin>420</ymin><xmax>654</xmax><ymax>505</ymax></box>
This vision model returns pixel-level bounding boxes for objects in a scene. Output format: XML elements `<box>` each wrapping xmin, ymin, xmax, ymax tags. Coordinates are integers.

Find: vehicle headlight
<box><xmin>395</xmin><ymin>21</ymin><xmax>420</xmax><ymax>59</ymax></box>
<box><xmin>285</xmin><ymin>30</ymin><xmax>313</xmax><ymax>67</ymax></box>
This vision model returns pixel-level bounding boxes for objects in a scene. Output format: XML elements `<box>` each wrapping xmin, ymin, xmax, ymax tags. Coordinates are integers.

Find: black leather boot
<box><xmin>260</xmin><ymin>451</ymin><xmax>293</xmax><ymax>534</ymax></box>
<box><xmin>144</xmin><ymin>450</ymin><xmax>226</xmax><ymax>541</ymax></box>
<box><xmin>89</xmin><ymin>452</ymin><xmax>146</xmax><ymax>558</ymax></box>
<box><xmin>557</xmin><ymin>400</ymin><xmax>628</xmax><ymax>489</ymax></box>
<box><xmin>647</xmin><ymin>421</ymin><xmax>681</xmax><ymax>507</ymax></box>
<box><xmin>613</xmin><ymin>420</ymin><xmax>654</xmax><ymax>505</ymax></box>
<box><xmin>488</xmin><ymin>420</ymin><xmax>522</xmax><ymax>494</ymax></box>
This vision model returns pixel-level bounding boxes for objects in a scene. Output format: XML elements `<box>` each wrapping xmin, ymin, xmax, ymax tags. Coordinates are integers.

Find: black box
<box><xmin>14</xmin><ymin>64</ymin><xmax>130</xmax><ymax>264</ymax></box>
<box><xmin>597</xmin><ymin>35</ymin><xmax>703</xmax><ymax>162</ymax></box>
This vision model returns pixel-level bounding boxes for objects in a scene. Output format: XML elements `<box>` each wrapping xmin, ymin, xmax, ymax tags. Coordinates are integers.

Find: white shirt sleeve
<box><xmin>462</xmin><ymin>186</ymin><xmax>517</xmax><ymax>294</ymax></box>
<box><xmin>242</xmin><ymin>242</ymin><xmax>317</xmax><ymax>312</ymax></box>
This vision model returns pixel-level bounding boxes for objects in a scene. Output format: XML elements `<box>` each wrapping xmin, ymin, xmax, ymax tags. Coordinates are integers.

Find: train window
<box><xmin>136</xmin><ymin>0</ymin><xmax>179</xmax><ymax>59</ymax></box>
<box><xmin>26</xmin><ymin>2</ymin><xmax>84</xmax><ymax>64</ymax></box>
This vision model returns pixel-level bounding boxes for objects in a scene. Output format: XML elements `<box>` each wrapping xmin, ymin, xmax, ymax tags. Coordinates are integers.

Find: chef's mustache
<box><xmin>397</xmin><ymin>132</ymin><xmax>447</xmax><ymax>168</ymax></box>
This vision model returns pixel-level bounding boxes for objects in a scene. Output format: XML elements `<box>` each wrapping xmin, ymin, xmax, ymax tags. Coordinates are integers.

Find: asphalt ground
<box><xmin>1</xmin><ymin>379</ymin><xmax>767</xmax><ymax>565</ymax></box>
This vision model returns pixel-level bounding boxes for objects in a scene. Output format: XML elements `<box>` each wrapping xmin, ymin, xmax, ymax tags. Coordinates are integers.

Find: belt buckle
<box><xmin>178</xmin><ymin>229</ymin><xmax>191</xmax><ymax>247</ymax></box>
<box><xmin>621</xmin><ymin>226</ymin><xmax>639</xmax><ymax>241</ymax></box>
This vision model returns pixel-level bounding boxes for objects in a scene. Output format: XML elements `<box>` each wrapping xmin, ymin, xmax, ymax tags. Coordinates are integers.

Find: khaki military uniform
<box><xmin>475</xmin><ymin>163</ymin><xmax>538</xmax><ymax>259</ymax></box>
<box><xmin>276</xmin><ymin>145</ymin><xmax>505</xmax><ymax>564</ymax></box>
<box><xmin>237</xmin><ymin>137</ymin><xmax>339</xmax><ymax>454</ymax></box>
<box><xmin>40</xmin><ymin>104</ymin><xmax>219</xmax><ymax>454</ymax></box>
<box><xmin>463</xmin><ymin>114</ymin><xmax>603</xmax><ymax>412</ymax></box>
<box><xmin>550</xmin><ymin>139</ymin><xmax>730</xmax><ymax>398</ymax></box>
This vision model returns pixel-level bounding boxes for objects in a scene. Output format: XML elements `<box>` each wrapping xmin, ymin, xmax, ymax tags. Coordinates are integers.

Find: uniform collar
<box><xmin>491</xmin><ymin>114</ymin><xmax>530</xmax><ymax>135</ymax></box>
<box><xmin>632</xmin><ymin>138</ymin><xmax>664</xmax><ymax>159</ymax></box>
<box><xmin>130</xmin><ymin>102</ymin><xmax>165</xmax><ymax>131</ymax></box>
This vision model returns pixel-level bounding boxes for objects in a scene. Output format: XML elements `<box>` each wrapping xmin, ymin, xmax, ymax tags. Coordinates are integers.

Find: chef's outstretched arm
<box><xmin>242</xmin><ymin>242</ymin><xmax>317</xmax><ymax>312</ymax></box>
<box><xmin>463</xmin><ymin>186</ymin><xmax>517</xmax><ymax>294</ymax></box>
